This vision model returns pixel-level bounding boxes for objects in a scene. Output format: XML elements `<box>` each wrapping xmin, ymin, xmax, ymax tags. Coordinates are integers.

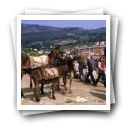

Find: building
<box><xmin>33</xmin><ymin>49</ymin><xmax>38</xmax><ymax>52</ymax></box>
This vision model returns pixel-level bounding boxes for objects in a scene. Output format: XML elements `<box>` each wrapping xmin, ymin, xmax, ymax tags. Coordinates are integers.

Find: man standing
<box><xmin>78</xmin><ymin>56</ymin><xmax>83</xmax><ymax>77</ymax></box>
<box><xmin>85</xmin><ymin>55</ymin><xmax>96</xmax><ymax>86</ymax></box>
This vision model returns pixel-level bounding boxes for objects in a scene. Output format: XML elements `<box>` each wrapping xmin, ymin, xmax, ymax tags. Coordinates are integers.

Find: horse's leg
<box><xmin>21</xmin><ymin>74</ymin><xmax>23</xmax><ymax>79</ymax></box>
<box><xmin>30</xmin><ymin>75</ymin><xmax>32</xmax><ymax>89</ymax></box>
<box><xmin>69</xmin><ymin>72</ymin><xmax>73</xmax><ymax>94</ymax></box>
<box><xmin>63</xmin><ymin>73</ymin><xmax>68</xmax><ymax>90</ymax></box>
<box><xmin>21</xmin><ymin>92</ymin><xmax>24</xmax><ymax>98</ymax></box>
<box><xmin>56</xmin><ymin>79</ymin><xmax>60</xmax><ymax>91</ymax></box>
<box><xmin>63</xmin><ymin>74</ymin><xmax>67</xmax><ymax>94</ymax></box>
<box><xmin>52</xmin><ymin>81</ymin><xmax>56</xmax><ymax>100</ymax></box>
<box><xmin>21</xmin><ymin>70</ymin><xmax>24</xmax><ymax>97</ymax></box>
<box><xmin>40</xmin><ymin>83</ymin><xmax>45</xmax><ymax>95</ymax></box>
<box><xmin>33</xmin><ymin>80</ymin><xmax>40</xmax><ymax>102</ymax></box>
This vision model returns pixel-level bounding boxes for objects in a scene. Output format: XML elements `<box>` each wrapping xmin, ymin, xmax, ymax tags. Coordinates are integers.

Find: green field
<box><xmin>21</xmin><ymin>51</ymin><xmax>41</xmax><ymax>56</ymax></box>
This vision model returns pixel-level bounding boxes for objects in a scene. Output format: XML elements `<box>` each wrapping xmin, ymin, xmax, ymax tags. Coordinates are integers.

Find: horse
<box><xmin>62</xmin><ymin>55</ymin><xmax>76</xmax><ymax>94</ymax></box>
<box><xmin>40</xmin><ymin>51</ymin><xmax>65</xmax><ymax>92</ymax></box>
<box><xmin>31</xmin><ymin>64</ymin><xmax>65</xmax><ymax>102</ymax></box>
<box><xmin>21</xmin><ymin>50</ymin><xmax>63</xmax><ymax>97</ymax></box>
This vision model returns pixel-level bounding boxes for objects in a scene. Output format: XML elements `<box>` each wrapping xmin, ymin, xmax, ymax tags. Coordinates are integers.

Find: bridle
<box><xmin>53</xmin><ymin>50</ymin><xmax>63</xmax><ymax>60</ymax></box>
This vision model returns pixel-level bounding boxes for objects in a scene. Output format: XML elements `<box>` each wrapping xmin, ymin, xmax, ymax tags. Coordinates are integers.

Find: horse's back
<box><xmin>31</xmin><ymin>67</ymin><xmax>59</xmax><ymax>80</ymax></box>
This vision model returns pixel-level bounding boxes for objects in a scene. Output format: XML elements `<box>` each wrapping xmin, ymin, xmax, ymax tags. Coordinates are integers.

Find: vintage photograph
<box><xmin>18</xmin><ymin>15</ymin><xmax>110</xmax><ymax>110</ymax></box>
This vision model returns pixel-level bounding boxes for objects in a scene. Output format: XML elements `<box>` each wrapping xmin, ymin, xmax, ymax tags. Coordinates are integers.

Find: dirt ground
<box><xmin>21</xmin><ymin>74</ymin><xmax>106</xmax><ymax>105</ymax></box>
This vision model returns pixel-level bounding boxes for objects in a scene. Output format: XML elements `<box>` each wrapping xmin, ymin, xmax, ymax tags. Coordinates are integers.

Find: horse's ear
<box><xmin>48</xmin><ymin>51</ymin><xmax>53</xmax><ymax>56</ymax></box>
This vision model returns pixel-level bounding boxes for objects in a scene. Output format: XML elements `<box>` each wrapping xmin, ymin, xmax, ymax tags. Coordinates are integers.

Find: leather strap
<box><xmin>51</xmin><ymin>69</ymin><xmax>55</xmax><ymax>76</ymax></box>
<box><xmin>41</xmin><ymin>68</ymin><xmax>46</xmax><ymax>77</ymax></box>
<box><xmin>37</xmin><ymin>69</ymin><xmax>42</xmax><ymax>80</ymax></box>
<box><xmin>39</xmin><ymin>56</ymin><xmax>44</xmax><ymax>66</ymax></box>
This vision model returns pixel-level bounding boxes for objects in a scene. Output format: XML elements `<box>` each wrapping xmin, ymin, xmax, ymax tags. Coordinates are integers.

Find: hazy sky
<box><xmin>21</xmin><ymin>20</ymin><xmax>106</xmax><ymax>29</ymax></box>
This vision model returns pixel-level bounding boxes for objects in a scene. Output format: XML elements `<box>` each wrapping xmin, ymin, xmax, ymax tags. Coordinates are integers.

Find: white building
<box><xmin>38</xmin><ymin>50</ymin><xmax>44</xmax><ymax>54</ymax></box>
<box><xmin>33</xmin><ymin>49</ymin><xmax>38</xmax><ymax>52</ymax></box>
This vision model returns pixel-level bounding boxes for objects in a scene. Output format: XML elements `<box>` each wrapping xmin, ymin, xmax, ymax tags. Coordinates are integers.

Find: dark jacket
<box><xmin>78</xmin><ymin>58</ymin><xmax>83</xmax><ymax>70</ymax></box>
<box><xmin>87</xmin><ymin>57</ymin><xmax>96</xmax><ymax>72</ymax></box>
<box><xmin>104</xmin><ymin>47</ymin><xmax>106</xmax><ymax>57</ymax></box>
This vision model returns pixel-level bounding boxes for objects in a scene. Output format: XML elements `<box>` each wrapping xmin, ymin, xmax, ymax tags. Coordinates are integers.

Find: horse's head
<box><xmin>63</xmin><ymin>55</ymin><xmax>76</xmax><ymax>71</ymax></box>
<box><xmin>53</xmin><ymin>50</ymin><xmax>63</xmax><ymax>61</ymax></box>
<box><xmin>48</xmin><ymin>50</ymin><xmax>64</xmax><ymax>67</ymax></box>
<box><xmin>21</xmin><ymin>54</ymin><xmax>30</xmax><ymax>68</ymax></box>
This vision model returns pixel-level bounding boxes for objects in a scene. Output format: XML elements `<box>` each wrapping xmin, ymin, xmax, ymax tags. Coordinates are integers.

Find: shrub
<box><xmin>65</xmin><ymin>99</ymin><xmax>74</xmax><ymax>103</ymax></box>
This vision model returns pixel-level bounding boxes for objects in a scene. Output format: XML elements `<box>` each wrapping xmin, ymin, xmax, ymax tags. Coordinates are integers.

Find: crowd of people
<box><xmin>73</xmin><ymin>49</ymin><xmax>106</xmax><ymax>88</ymax></box>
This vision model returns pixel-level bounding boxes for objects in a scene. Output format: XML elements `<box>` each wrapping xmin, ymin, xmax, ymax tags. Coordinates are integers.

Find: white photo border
<box><xmin>17</xmin><ymin>15</ymin><xmax>110</xmax><ymax>110</ymax></box>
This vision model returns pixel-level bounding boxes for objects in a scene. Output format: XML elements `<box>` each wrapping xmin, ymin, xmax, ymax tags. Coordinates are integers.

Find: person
<box><xmin>95</xmin><ymin>57</ymin><xmax>106</xmax><ymax>87</ymax></box>
<box><xmin>85</xmin><ymin>55</ymin><xmax>96</xmax><ymax>86</ymax></box>
<box><xmin>78</xmin><ymin>56</ymin><xmax>83</xmax><ymax>77</ymax></box>
<box><xmin>104</xmin><ymin>47</ymin><xmax>106</xmax><ymax>57</ymax></box>
<box><xmin>92</xmin><ymin>56</ymin><xmax>98</xmax><ymax>80</ymax></box>
<box><xmin>73</xmin><ymin>58</ymin><xmax>80</xmax><ymax>78</ymax></box>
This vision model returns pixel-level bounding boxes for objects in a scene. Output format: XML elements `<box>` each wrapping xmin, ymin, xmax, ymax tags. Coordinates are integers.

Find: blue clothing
<box><xmin>53</xmin><ymin>59</ymin><xmax>58</xmax><ymax>67</ymax></box>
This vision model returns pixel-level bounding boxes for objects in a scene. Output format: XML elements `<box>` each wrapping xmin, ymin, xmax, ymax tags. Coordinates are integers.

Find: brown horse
<box><xmin>31</xmin><ymin>65</ymin><xmax>65</xmax><ymax>102</ymax></box>
<box><xmin>21</xmin><ymin>50</ymin><xmax>63</xmax><ymax>70</ymax></box>
<box><xmin>21</xmin><ymin>50</ymin><xmax>63</xmax><ymax>97</ymax></box>
<box><xmin>62</xmin><ymin>55</ymin><xmax>75</xmax><ymax>94</ymax></box>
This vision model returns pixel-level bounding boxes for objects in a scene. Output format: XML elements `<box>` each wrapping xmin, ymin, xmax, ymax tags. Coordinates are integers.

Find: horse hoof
<box><xmin>21</xmin><ymin>92</ymin><xmax>24</xmax><ymax>97</ymax></box>
<box><xmin>41</xmin><ymin>92</ymin><xmax>45</xmax><ymax>95</ymax></box>
<box><xmin>62</xmin><ymin>91</ymin><xmax>66</xmax><ymax>95</ymax></box>
<box><xmin>56</xmin><ymin>87</ymin><xmax>60</xmax><ymax>91</ymax></box>
<box><xmin>21</xmin><ymin>94</ymin><xmax>24</xmax><ymax>98</ymax></box>
<box><xmin>69</xmin><ymin>91</ymin><xmax>72</xmax><ymax>94</ymax></box>
<box><xmin>36</xmin><ymin>98</ymin><xmax>40</xmax><ymax>102</ymax></box>
<box><xmin>53</xmin><ymin>96</ymin><xmax>56</xmax><ymax>100</ymax></box>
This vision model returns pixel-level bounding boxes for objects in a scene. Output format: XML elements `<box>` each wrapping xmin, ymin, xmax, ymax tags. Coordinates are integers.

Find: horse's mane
<box><xmin>48</xmin><ymin>51</ymin><xmax>53</xmax><ymax>57</ymax></box>
<box><xmin>64</xmin><ymin>57</ymin><xmax>74</xmax><ymax>71</ymax></box>
<box><xmin>68</xmin><ymin>59</ymin><xmax>74</xmax><ymax>70</ymax></box>
<box><xmin>21</xmin><ymin>54</ymin><xmax>29</xmax><ymax>66</ymax></box>
<box><xmin>59</xmin><ymin>51</ymin><xmax>64</xmax><ymax>57</ymax></box>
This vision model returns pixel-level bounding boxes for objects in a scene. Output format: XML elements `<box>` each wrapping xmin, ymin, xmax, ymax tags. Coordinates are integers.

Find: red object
<box><xmin>101</xmin><ymin>62</ymin><xmax>105</xmax><ymax>70</ymax></box>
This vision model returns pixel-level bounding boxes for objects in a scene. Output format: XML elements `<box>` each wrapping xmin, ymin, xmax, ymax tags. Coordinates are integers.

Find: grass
<box><xmin>29</xmin><ymin>52</ymin><xmax>39</xmax><ymax>56</ymax></box>
<box><xmin>65</xmin><ymin>99</ymin><xmax>74</xmax><ymax>103</ymax></box>
<box><xmin>21</xmin><ymin>51</ymin><xmax>44</xmax><ymax>56</ymax></box>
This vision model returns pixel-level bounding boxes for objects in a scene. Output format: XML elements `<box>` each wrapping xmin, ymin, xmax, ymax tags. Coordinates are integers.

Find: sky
<box><xmin>21</xmin><ymin>20</ymin><xmax>106</xmax><ymax>29</ymax></box>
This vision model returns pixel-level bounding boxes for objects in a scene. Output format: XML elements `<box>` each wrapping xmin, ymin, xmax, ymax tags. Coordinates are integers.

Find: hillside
<box><xmin>21</xmin><ymin>24</ymin><xmax>106</xmax><ymax>49</ymax></box>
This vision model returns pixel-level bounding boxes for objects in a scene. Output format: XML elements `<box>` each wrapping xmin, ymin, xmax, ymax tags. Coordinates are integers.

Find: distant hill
<box><xmin>21</xmin><ymin>24</ymin><xmax>62</xmax><ymax>33</ymax></box>
<box><xmin>21</xmin><ymin>24</ymin><xmax>106</xmax><ymax>49</ymax></box>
